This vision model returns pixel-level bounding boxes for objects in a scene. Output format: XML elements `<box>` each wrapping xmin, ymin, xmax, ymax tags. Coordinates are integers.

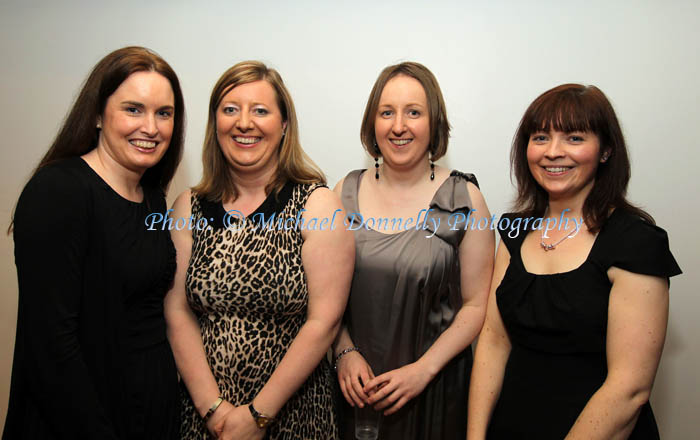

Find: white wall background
<box><xmin>1</xmin><ymin>0</ymin><xmax>698</xmax><ymax>436</ymax></box>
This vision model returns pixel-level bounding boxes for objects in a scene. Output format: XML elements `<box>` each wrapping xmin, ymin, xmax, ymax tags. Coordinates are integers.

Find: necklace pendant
<box><xmin>540</xmin><ymin>241</ymin><xmax>555</xmax><ymax>251</ymax></box>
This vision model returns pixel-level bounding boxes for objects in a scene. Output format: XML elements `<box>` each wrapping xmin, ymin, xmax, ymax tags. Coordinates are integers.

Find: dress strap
<box><xmin>340</xmin><ymin>169</ymin><xmax>363</xmax><ymax>215</ymax></box>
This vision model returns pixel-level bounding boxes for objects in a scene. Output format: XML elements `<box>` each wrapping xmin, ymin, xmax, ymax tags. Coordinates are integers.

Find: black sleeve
<box><xmin>603</xmin><ymin>214</ymin><xmax>682</xmax><ymax>279</ymax></box>
<box><xmin>12</xmin><ymin>166</ymin><xmax>120</xmax><ymax>439</ymax></box>
<box><xmin>497</xmin><ymin>213</ymin><xmax>527</xmax><ymax>256</ymax></box>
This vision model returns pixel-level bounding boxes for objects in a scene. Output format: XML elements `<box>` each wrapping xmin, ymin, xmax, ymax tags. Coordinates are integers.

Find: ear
<box><xmin>600</xmin><ymin>148</ymin><xmax>612</xmax><ymax>163</ymax></box>
<box><xmin>282</xmin><ymin>121</ymin><xmax>288</xmax><ymax>134</ymax></box>
<box><xmin>96</xmin><ymin>116</ymin><xmax>102</xmax><ymax>130</ymax></box>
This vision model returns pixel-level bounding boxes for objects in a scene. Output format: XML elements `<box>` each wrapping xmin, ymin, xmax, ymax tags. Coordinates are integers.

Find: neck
<box><xmin>379</xmin><ymin>156</ymin><xmax>431</xmax><ymax>188</ymax></box>
<box><xmin>230</xmin><ymin>163</ymin><xmax>277</xmax><ymax>200</ymax></box>
<box><xmin>85</xmin><ymin>146</ymin><xmax>144</xmax><ymax>198</ymax></box>
<box><xmin>545</xmin><ymin>181</ymin><xmax>594</xmax><ymax>222</ymax></box>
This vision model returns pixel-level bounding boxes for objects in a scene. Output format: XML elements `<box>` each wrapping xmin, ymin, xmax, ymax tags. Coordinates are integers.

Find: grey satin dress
<box><xmin>339</xmin><ymin>169</ymin><xmax>478</xmax><ymax>439</ymax></box>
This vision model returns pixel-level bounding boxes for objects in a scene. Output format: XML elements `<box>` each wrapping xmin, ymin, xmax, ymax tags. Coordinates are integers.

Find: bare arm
<box><xmin>564</xmin><ymin>269</ymin><xmax>669</xmax><ymax>439</ymax></box>
<box><xmin>466</xmin><ymin>240</ymin><xmax>513</xmax><ymax>439</ymax></box>
<box><xmin>164</xmin><ymin>190</ymin><xmax>224</xmax><ymax>425</ymax></box>
<box><xmin>366</xmin><ymin>183</ymin><xmax>495</xmax><ymax>415</ymax></box>
<box><xmin>252</xmin><ymin>187</ymin><xmax>354</xmax><ymax>413</ymax></box>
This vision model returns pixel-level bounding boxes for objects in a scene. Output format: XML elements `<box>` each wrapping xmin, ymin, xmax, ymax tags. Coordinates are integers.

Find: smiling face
<box><xmin>374</xmin><ymin>74</ymin><xmax>431</xmax><ymax>170</ymax></box>
<box><xmin>97</xmin><ymin>70</ymin><xmax>175</xmax><ymax>174</ymax></box>
<box><xmin>216</xmin><ymin>80</ymin><xmax>286</xmax><ymax>175</ymax></box>
<box><xmin>527</xmin><ymin>129</ymin><xmax>607</xmax><ymax>202</ymax></box>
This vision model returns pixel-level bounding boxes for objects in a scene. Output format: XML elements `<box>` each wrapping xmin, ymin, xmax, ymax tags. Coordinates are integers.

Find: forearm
<box><xmin>466</xmin><ymin>331</ymin><xmax>511</xmax><ymax>439</ymax></box>
<box><xmin>253</xmin><ymin>317</ymin><xmax>341</xmax><ymax>416</ymax></box>
<box><xmin>416</xmin><ymin>303</ymin><xmax>486</xmax><ymax>378</ymax></box>
<box><xmin>166</xmin><ymin>307</ymin><xmax>221</xmax><ymax>417</ymax></box>
<box><xmin>565</xmin><ymin>383</ymin><xmax>648</xmax><ymax>439</ymax></box>
<box><xmin>332</xmin><ymin>323</ymin><xmax>356</xmax><ymax>356</ymax></box>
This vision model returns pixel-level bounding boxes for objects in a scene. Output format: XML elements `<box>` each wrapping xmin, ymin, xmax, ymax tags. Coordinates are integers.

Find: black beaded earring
<box><xmin>430</xmin><ymin>152</ymin><xmax>435</xmax><ymax>181</ymax></box>
<box><xmin>374</xmin><ymin>142</ymin><xmax>380</xmax><ymax>180</ymax></box>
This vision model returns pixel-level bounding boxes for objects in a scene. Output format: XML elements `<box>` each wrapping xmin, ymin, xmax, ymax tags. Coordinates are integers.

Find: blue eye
<box><xmin>253</xmin><ymin>108</ymin><xmax>269</xmax><ymax>116</ymax></box>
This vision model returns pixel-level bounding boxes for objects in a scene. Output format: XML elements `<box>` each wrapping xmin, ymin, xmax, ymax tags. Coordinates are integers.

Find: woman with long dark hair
<box><xmin>3</xmin><ymin>46</ymin><xmax>185</xmax><ymax>440</ymax></box>
<box><xmin>467</xmin><ymin>84</ymin><xmax>681</xmax><ymax>439</ymax></box>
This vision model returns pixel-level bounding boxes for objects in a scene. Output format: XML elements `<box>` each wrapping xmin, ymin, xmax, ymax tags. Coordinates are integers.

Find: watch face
<box><xmin>255</xmin><ymin>416</ymin><xmax>272</xmax><ymax>428</ymax></box>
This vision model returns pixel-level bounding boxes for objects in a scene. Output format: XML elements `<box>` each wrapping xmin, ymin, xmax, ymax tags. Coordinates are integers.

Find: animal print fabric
<box><xmin>179</xmin><ymin>183</ymin><xmax>339</xmax><ymax>439</ymax></box>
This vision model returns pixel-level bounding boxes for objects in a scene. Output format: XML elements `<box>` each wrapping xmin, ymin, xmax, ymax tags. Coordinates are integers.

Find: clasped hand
<box><xmin>206</xmin><ymin>401</ymin><xmax>265</xmax><ymax>440</ymax></box>
<box><xmin>337</xmin><ymin>352</ymin><xmax>433</xmax><ymax>416</ymax></box>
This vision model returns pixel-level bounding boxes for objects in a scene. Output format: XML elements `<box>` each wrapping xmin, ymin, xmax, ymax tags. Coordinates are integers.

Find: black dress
<box><xmin>487</xmin><ymin>209</ymin><xmax>682</xmax><ymax>439</ymax></box>
<box><xmin>3</xmin><ymin>157</ymin><xmax>180</xmax><ymax>440</ymax></box>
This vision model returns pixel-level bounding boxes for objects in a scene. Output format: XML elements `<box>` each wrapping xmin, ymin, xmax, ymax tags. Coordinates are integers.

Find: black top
<box><xmin>487</xmin><ymin>209</ymin><xmax>681</xmax><ymax>439</ymax></box>
<box><xmin>3</xmin><ymin>157</ymin><xmax>179</xmax><ymax>440</ymax></box>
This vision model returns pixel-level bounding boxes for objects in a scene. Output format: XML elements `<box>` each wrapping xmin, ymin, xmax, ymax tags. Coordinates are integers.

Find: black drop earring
<box><xmin>430</xmin><ymin>153</ymin><xmax>435</xmax><ymax>181</ymax></box>
<box><xmin>374</xmin><ymin>142</ymin><xmax>380</xmax><ymax>180</ymax></box>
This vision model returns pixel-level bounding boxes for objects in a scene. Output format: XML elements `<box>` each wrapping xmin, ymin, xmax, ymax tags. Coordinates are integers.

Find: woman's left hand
<box><xmin>362</xmin><ymin>362</ymin><xmax>433</xmax><ymax>415</ymax></box>
<box><xmin>213</xmin><ymin>405</ymin><xmax>265</xmax><ymax>440</ymax></box>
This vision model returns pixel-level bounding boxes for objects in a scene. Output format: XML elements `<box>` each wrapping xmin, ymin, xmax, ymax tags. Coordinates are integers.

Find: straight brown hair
<box><xmin>511</xmin><ymin>83</ymin><xmax>653</xmax><ymax>232</ymax></box>
<box><xmin>360</xmin><ymin>62</ymin><xmax>450</xmax><ymax>160</ymax></box>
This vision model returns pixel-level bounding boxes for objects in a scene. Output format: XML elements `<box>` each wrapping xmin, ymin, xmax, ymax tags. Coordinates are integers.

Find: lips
<box><xmin>543</xmin><ymin>166</ymin><xmax>573</xmax><ymax>174</ymax></box>
<box><xmin>129</xmin><ymin>140</ymin><xmax>157</xmax><ymax>151</ymax></box>
<box><xmin>390</xmin><ymin>139</ymin><xmax>412</xmax><ymax>146</ymax></box>
<box><xmin>233</xmin><ymin>136</ymin><xmax>262</xmax><ymax>147</ymax></box>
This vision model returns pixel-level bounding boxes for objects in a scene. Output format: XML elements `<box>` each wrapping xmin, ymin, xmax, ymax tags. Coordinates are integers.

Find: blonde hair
<box><xmin>193</xmin><ymin>60</ymin><xmax>325</xmax><ymax>202</ymax></box>
<box><xmin>360</xmin><ymin>61</ymin><xmax>450</xmax><ymax>160</ymax></box>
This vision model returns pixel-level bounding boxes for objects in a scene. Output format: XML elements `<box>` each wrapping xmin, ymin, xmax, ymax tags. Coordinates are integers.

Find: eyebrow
<box><xmin>121</xmin><ymin>101</ymin><xmax>174</xmax><ymax>110</ymax></box>
<box><xmin>378</xmin><ymin>102</ymin><xmax>425</xmax><ymax>108</ymax></box>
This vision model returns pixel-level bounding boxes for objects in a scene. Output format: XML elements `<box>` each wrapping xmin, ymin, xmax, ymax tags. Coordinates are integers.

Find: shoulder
<box><xmin>16</xmin><ymin>159</ymin><xmax>91</xmax><ymax>217</ymax></box>
<box><xmin>14</xmin><ymin>158</ymin><xmax>94</xmax><ymax>237</ymax></box>
<box><xmin>596</xmin><ymin>209</ymin><xmax>681</xmax><ymax>278</ymax></box>
<box><xmin>450</xmin><ymin>170</ymin><xmax>479</xmax><ymax>189</ymax></box>
<box><xmin>171</xmin><ymin>189</ymin><xmax>193</xmax><ymax>217</ymax></box>
<box><xmin>303</xmin><ymin>185</ymin><xmax>341</xmax><ymax>213</ymax></box>
<box><xmin>494</xmin><ymin>212</ymin><xmax>530</xmax><ymax>255</ymax></box>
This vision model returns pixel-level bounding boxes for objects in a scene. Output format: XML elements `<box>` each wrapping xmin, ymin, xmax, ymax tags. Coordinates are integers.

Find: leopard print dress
<box><xmin>179</xmin><ymin>182</ymin><xmax>339</xmax><ymax>440</ymax></box>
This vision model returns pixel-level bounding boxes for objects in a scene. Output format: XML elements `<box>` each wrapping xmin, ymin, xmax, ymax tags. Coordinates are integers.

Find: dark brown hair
<box><xmin>32</xmin><ymin>46</ymin><xmax>185</xmax><ymax>192</ymax></box>
<box><xmin>360</xmin><ymin>61</ymin><xmax>450</xmax><ymax>160</ymax></box>
<box><xmin>8</xmin><ymin>46</ymin><xmax>185</xmax><ymax>234</ymax></box>
<box><xmin>192</xmin><ymin>60</ymin><xmax>324</xmax><ymax>203</ymax></box>
<box><xmin>511</xmin><ymin>83</ymin><xmax>653</xmax><ymax>232</ymax></box>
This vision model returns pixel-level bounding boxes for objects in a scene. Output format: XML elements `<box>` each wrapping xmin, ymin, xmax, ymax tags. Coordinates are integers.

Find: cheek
<box><xmin>160</xmin><ymin>120</ymin><xmax>175</xmax><ymax>140</ymax></box>
<box><xmin>374</xmin><ymin>118</ymin><xmax>390</xmax><ymax>136</ymax></box>
<box><xmin>216</xmin><ymin>114</ymin><xmax>233</xmax><ymax>136</ymax></box>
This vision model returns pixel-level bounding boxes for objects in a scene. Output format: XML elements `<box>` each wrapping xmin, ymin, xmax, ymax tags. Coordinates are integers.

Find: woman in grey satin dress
<box><xmin>331</xmin><ymin>62</ymin><xmax>494</xmax><ymax>439</ymax></box>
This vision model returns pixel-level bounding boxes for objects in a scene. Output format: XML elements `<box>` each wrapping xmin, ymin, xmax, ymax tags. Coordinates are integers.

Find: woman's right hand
<box><xmin>336</xmin><ymin>351</ymin><xmax>375</xmax><ymax>407</ymax></box>
<box><xmin>206</xmin><ymin>400</ymin><xmax>235</xmax><ymax>438</ymax></box>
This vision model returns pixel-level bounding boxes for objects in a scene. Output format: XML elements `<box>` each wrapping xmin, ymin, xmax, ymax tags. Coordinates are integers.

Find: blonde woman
<box><xmin>165</xmin><ymin>61</ymin><xmax>354</xmax><ymax>440</ymax></box>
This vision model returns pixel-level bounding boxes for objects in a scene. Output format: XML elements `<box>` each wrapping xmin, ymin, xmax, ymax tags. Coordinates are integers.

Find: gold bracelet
<box><xmin>203</xmin><ymin>397</ymin><xmax>224</xmax><ymax>421</ymax></box>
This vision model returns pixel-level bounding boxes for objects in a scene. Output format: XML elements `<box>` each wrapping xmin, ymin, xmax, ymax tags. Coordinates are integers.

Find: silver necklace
<box><xmin>540</xmin><ymin>226</ymin><xmax>577</xmax><ymax>251</ymax></box>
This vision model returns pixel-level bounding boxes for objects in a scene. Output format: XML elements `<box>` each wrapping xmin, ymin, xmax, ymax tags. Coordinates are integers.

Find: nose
<box><xmin>544</xmin><ymin>136</ymin><xmax>564</xmax><ymax>159</ymax></box>
<box><xmin>236</xmin><ymin>109</ymin><xmax>254</xmax><ymax>131</ymax></box>
<box><xmin>392</xmin><ymin>114</ymin><xmax>406</xmax><ymax>135</ymax></box>
<box><xmin>141</xmin><ymin>113</ymin><xmax>158</xmax><ymax>137</ymax></box>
